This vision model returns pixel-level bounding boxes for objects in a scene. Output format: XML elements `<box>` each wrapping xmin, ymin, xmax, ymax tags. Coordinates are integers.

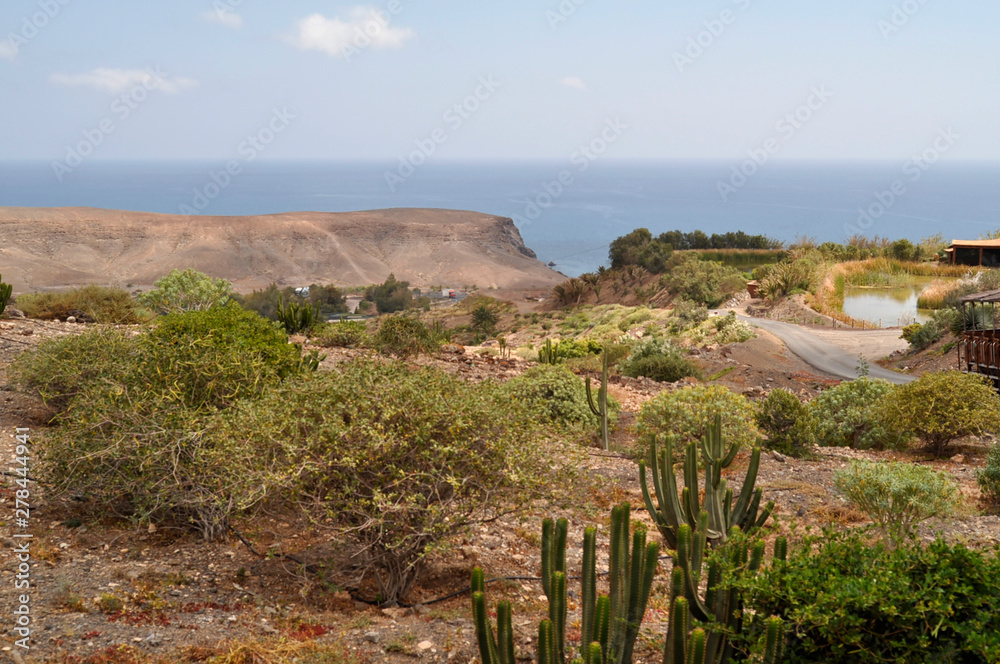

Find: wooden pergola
<box><xmin>958</xmin><ymin>289</ymin><xmax>1000</xmax><ymax>390</ymax></box>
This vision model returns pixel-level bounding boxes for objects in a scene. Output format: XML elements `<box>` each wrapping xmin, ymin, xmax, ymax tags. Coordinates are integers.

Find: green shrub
<box><xmin>668</xmin><ymin>299</ymin><xmax>709</xmax><ymax>332</ymax></box>
<box><xmin>619</xmin><ymin>337</ymin><xmax>700</xmax><ymax>383</ymax></box>
<box><xmin>13</xmin><ymin>304</ymin><xmax>305</xmax><ymax>539</ymax></box>
<box><xmin>662</xmin><ymin>254</ymin><xmax>747</xmax><ymax>307</ymax></box>
<box><xmin>470</xmin><ymin>303</ymin><xmax>499</xmax><ymax>336</ymax></box>
<box><xmin>138</xmin><ymin>268</ymin><xmax>233</xmax><ymax>314</ymax></box>
<box><xmin>638</xmin><ymin>384</ymin><xmax>759</xmax><ymax>452</ymax></box>
<box><xmin>878</xmin><ymin>371</ymin><xmax>1000</xmax><ymax>457</ymax></box>
<box><xmin>313</xmin><ymin>320</ymin><xmax>368</xmax><ymax>348</ymax></box>
<box><xmin>0</xmin><ymin>273</ymin><xmax>11</xmax><ymax>317</ymax></box>
<box><xmin>14</xmin><ymin>284</ymin><xmax>152</xmax><ymax>323</ymax></box>
<box><xmin>275</xmin><ymin>297</ymin><xmax>321</xmax><ymax>334</ymax></box>
<box><xmin>213</xmin><ymin>359</ymin><xmax>559</xmax><ymax>604</ymax></box>
<box><xmin>365</xmin><ymin>273</ymin><xmax>413</xmax><ymax>313</ymax></box>
<box><xmin>373</xmin><ymin>315</ymin><xmax>438</xmax><ymax>358</ymax></box>
<box><xmin>739</xmin><ymin>530</ymin><xmax>1000</xmax><ymax>663</ymax></box>
<box><xmin>503</xmin><ymin>364</ymin><xmax>619</xmax><ymax>432</ymax></box>
<box><xmin>834</xmin><ymin>460</ymin><xmax>958</xmax><ymax>545</ymax></box>
<box><xmin>711</xmin><ymin>311</ymin><xmax>757</xmax><ymax>344</ymax></box>
<box><xmin>755</xmin><ymin>388</ymin><xmax>815</xmax><ymax>457</ymax></box>
<box><xmin>807</xmin><ymin>377</ymin><xmax>904</xmax><ymax>450</ymax></box>
<box><xmin>977</xmin><ymin>443</ymin><xmax>1000</xmax><ymax>511</ymax></box>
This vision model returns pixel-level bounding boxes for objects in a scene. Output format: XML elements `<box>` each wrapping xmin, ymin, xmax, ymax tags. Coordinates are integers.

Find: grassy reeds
<box><xmin>916</xmin><ymin>279</ymin><xmax>961</xmax><ymax>310</ymax></box>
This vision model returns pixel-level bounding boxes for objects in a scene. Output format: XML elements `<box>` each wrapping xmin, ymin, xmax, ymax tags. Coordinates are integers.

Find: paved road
<box><xmin>739</xmin><ymin>315</ymin><xmax>916</xmax><ymax>384</ymax></box>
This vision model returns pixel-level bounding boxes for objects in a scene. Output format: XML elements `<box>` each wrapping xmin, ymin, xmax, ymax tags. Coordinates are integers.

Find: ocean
<box><xmin>2</xmin><ymin>160</ymin><xmax>998</xmax><ymax>277</ymax></box>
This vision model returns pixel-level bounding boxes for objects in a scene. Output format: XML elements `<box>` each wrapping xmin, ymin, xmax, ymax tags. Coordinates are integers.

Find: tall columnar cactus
<box><xmin>472</xmin><ymin>504</ymin><xmax>658</xmax><ymax>664</ymax></box>
<box><xmin>538</xmin><ymin>339</ymin><xmax>559</xmax><ymax>365</ymax></box>
<box><xmin>0</xmin><ymin>274</ymin><xmax>12</xmax><ymax>317</ymax></box>
<box><xmin>639</xmin><ymin>414</ymin><xmax>774</xmax><ymax>549</ymax></box>
<box><xmin>586</xmin><ymin>346</ymin><xmax>611</xmax><ymax>451</ymax></box>
<box><xmin>664</xmin><ymin>532</ymin><xmax>787</xmax><ymax>664</ymax></box>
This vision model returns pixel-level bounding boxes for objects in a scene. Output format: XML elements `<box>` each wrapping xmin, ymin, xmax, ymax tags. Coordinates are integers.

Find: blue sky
<box><xmin>1</xmin><ymin>0</ymin><xmax>997</xmax><ymax>162</ymax></box>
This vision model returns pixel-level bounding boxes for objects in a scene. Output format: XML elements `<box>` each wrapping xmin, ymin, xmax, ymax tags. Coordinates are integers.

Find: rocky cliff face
<box><xmin>0</xmin><ymin>207</ymin><xmax>563</xmax><ymax>292</ymax></box>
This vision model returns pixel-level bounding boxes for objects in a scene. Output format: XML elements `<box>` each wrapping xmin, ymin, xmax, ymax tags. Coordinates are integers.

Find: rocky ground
<box><xmin>1</xmin><ymin>310</ymin><xmax>994</xmax><ymax>663</ymax></box>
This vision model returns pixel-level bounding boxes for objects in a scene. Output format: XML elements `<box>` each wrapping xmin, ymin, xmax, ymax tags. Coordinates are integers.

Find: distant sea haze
<box><xmin>1</xmin><ymin>160</ymin><xmax>998</xmax><ymax>277</ymax></box>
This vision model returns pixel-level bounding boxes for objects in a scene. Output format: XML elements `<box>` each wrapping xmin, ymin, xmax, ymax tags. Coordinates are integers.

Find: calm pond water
<box><xmin>842</xmin><ymin>276</ymin><xmax>944</xmax><ymax>327</ymax></box>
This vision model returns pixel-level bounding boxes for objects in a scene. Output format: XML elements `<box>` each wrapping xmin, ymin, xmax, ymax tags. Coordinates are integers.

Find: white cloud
<box><xmin>287</xmin><ymin>8</ymin><xmax>415</xmax><ymax>57</ymax></box>
<box><xmin>560</xmin><ymin>76</ymin><xmax>588</xmax><ymax>91</ymax></box>
<box><xmin>201</xmin><ymin>9</ymin><xmax>244</xmax><ymax>30</ymax></box>
<box><xmin>50</xmin><ymin>68</ymin><xmax>198</xmax><ymax>95</ymax></box>
<box><xmin>0</xmin><ymin>39</ymin><xmax>17</xmax><ymax>61</ymax></box>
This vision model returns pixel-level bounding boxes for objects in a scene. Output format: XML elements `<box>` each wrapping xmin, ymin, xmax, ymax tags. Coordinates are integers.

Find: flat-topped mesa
<box><xmin>0</xmin><ymin>207</ymin><xmax>562</xmax><ymax>292</ymax></box>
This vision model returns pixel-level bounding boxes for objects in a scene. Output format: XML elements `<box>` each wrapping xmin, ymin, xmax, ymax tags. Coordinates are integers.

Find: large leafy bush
<box><xmin>213</xmin><ymin>359</ymin><xmax>557</xmax><ymax>603</ymax></box>
<box><xmin>619</xmin><ymin>337</ymin><xmax>700</xmax><ymax>383</ymax></box>
<box><xmin>877</xmin><ymin>371</ymin><xmax>1000</xmax><ymax>457</ymax></box>
<box><xmin>739</xmin><ymin>530</ymin><xmax>1000</xmax><ymax>663</ymax></box>
<box><xmin>638</xmin><ymin>384</ymin><xmax>759</xmax><ymax>451</ymax></box>
<box><xmin>755</xmin><ymin>388</ymin><xmax>815</xmax><ymax>457</ymax></box>
<box><xmin>834</xmin><ymin>460</ymin><xmax>958</xmax><ymax>545</ymax></box>
<box><xmin>503</xmin><ymin>364</ymin><xmax>619</xmax><ymax>432</ymax></box>
<box><xmin>12</xmin><ymin>304</ymin><xmax>305</xmax><ymax>538</ymax></box>
<box><xmin>661</xmin><ymin>254</ymin><xmax>747</xmax><ymax>308</ymax></box>
<box><xmin>807</xmin><ymin>377</ymin><xmax>904</xmax><ymax>450</ymax></box>
<box><xmin>138</xmin><ymin>268</ymin><xmax>233</xmax><ymax>314</ymax></box>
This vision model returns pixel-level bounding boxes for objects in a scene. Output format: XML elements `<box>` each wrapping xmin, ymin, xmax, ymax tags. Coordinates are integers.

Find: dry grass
<box><xmin>916</xmin><ymin>279</ymin><xmax>962</xmax><ymax>310</ymax></box>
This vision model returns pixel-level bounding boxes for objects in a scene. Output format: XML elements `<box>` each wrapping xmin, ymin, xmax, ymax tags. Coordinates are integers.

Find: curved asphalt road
<box><xmin>737</xmin><ymin>315</ymin><xmax>915</xmax><ymax>384</ymax></box>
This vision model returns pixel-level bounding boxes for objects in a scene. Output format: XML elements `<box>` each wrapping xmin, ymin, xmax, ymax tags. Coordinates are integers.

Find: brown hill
<box><xmin>0</xmin><ymin>207</ymin><xmax>564</xmax><ymax>293</ymax></box>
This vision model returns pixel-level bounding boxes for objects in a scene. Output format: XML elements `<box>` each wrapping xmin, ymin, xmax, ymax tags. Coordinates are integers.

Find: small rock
<box><xmin>364</xmin><ymin>632</ymin><xmax>381</xmax><ymax>644</ymax></box>
<box><xmin>66</xmin><ymin>316</ymin><xmax>76</xmax><ymax>323</ymax></box>
<box><xmin>460</xmin><ymin>546</ymin><xmax>478</xmax><ymax>561</ymax></box>
<box><xmin>144</xmin><ymin>633</ymin><xmax>162</xmax><ymax>647</ymax></box>
<box><xmin>771</xmin><ymin>451</ymin><xmax>787</xmax><ymax>463</ymax></box>
<box><xmin>417</xmin><ymin>640</ymin><xmax>434</xmax><ymax>651</ymax></box>
<box><xmin>382</xmin><ymin>607</ymin><xmax>409</xmax><ymax>620</ymax></box>
<box><xmin>952</xmin><ymin>454</ymin><xmax>966</xmax><ymax>464</ymax></box>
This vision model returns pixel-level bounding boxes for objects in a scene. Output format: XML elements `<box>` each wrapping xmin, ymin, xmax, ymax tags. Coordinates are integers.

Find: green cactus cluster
<box><xmin>585</xmin><ymin>346</ymin><xmax>612</xmax><ymax>450</ymax></box>
<box><xmin>276</xmin><ymin>296</ymin><xmax>321</xmax><ymax>334</ymax></box>
<box><xmin>664</xmin><ymin>517</ymin><xmax>786</xmax><ymax>663</ymax></box>
<box><xmin>640</xmin><ymin>414</ymin><xmax>774</xmax><ymax>549</ymax></box>
<box><xmin>0</xmin><ymin>274</ymin><xmax>12</xmax><ymax>317</ymax></box>
<box><xmin>472</xmin><ymin>504</ymin><xmax>658</xmax><ymax>664</ymax></box>
<box><xmin>538</xmin><ymin>339</ymin><xmax>560</xmax><ymax>365</ymax></box>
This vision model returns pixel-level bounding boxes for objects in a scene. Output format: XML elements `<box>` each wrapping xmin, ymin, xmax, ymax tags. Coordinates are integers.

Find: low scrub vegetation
<box><xmin>14</xmin><ymin>284</ymin><xmax>153</xmax><ymax>323</ymax></box>
<box><xmin>834</xmin><ymin>460</ymin><xmax>958</xmax><ymax>545</ymax></box>
<box><xmin>618</xmin><ymin>337</ymin><xmax>700</xmax><ymax>383</ymax></box>
<box><xmin>213</xmin><ymin>358</ymin><xmax>560</xmax><ymax>604</ymax></box>
<box><xmin>503</xmin><ymin>364</ymin><xmax>620</xmax><ymax>434</ymax></box>
<box><xmin>741</xmin><ymin>529</ymin><xmax>1000</xmax><ymax>663</ymax></box>
<box><xmin>806</xmin><ymin>377</ymin><xmax>905</xmax><ymax>451</ymax></box>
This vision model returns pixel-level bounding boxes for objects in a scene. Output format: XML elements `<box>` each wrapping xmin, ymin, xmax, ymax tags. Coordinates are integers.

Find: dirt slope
<box><xmin>0</xmin><ymin>207</ymin><xmax>564</xmax><ymax>292</ymax></box>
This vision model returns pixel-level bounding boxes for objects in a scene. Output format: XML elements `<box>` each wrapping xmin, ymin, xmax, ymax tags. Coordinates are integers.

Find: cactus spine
<box><xmin>0</xmin><ymin>274</ymin><xmax>11</xmax><ymax>317</ymax></box>
<box><xmin>472</xmin><ymin>504</ymin><xmax>658</xmax><ymax>664</ymax></box>
<box><xmin>586</xmin><ymin>346</ymin><xmax>612</xmax><ymax>451</ymax></box>
<box><xmin>639</xmin><ymin>413</ymin><xmax>774</xmax><ymax>549</ymax></box>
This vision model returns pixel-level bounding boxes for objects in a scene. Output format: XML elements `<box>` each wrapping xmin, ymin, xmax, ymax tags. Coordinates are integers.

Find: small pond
<box><xmin>842</xmin><ymin>276</ymin><xmax>945</xmax><ymax>327</ymax></box>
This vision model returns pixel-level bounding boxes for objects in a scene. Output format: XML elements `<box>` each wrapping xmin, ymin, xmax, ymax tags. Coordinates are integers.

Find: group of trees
<box><xmin>609</xmin><ymin>228</ymin><xmax>781</xmax><ymax>272</ymax></box>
